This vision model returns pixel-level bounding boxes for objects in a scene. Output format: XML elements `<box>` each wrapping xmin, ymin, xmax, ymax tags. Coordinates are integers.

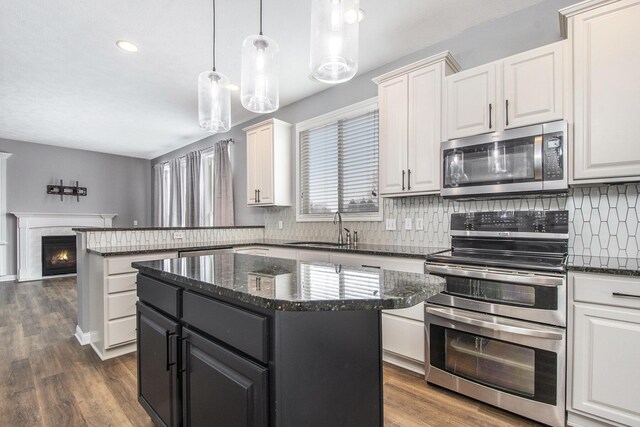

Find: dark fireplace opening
<box><xmin>42</xmin><ymin>235</ymin><xmax>77</xmax><ymax>276</ymax></box>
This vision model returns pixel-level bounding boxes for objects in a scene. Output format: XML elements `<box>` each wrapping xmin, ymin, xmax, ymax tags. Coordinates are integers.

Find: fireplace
<box><xmin>41</xmin><ymin>235</ymin><xmax>77</xmax><ymax>276</ymax></box>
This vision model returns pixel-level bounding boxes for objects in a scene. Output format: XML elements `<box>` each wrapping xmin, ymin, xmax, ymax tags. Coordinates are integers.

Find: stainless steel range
<box><xmin>424</xmin><ymin>210</ymin><xmax>568</xmax><ymax>427</ymax></box>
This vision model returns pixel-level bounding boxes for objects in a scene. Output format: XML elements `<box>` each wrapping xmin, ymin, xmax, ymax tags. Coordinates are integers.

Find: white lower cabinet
<box><xmin>568</xmin><ymin>272</ymin><xmax>640</xmax><ymax>427</ymax></box>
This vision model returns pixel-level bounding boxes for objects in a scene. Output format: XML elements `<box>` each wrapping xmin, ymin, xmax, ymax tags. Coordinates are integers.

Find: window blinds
<box><xmin>299</xmin><ymin>109</ymin><xmax>379</xmax><ymax>218</ymax></box>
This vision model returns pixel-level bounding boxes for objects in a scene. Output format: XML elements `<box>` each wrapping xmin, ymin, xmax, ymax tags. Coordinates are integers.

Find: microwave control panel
<box><xmin>543</xmin><ymin>133</ymin><xmax>564</xmax><ymax>181</ymax></box>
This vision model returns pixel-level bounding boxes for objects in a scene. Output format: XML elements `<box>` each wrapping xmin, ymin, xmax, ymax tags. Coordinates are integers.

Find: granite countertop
<box><xmin>567</xmin><ymin>255</ymin><xmax>640</xmax><ymax>277</ymax></box>
<box><xmin>73</xmin><ymin>225</ymin><xmax>265</xmax><ymax>232</ymax></box>
<box><xmin>87</xmin><ymin>238</ymin><xmax>447</xmax><ymax>259</ymax></box>
<box><xmin>133</xmin><ymin>253</ymin><xmax>444</xmax><ymax>312</ymax></box>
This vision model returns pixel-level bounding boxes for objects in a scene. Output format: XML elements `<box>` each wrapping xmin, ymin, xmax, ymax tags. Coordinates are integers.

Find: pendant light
<box><xmin>198</xmin><ymin>0</ymin><xmax>231</xmax><ymax>133</ymax></box>
<box><xmin>241</xmin><ymin>0</ymin><xmax>279</xmax><ymax>113</ymax></box>
<box><xmin>310</xmin><ymin>0</ymin><xmax>359</xmax><ymax>84</ymax></box>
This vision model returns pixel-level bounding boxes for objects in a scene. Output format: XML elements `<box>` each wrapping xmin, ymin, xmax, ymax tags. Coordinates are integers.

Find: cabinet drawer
<box><xmin>183</xmin><ymin>291</ymin><xmax>269</xmax><ymax>363</ymax></box>
<box><xmin>572</xmin><ymin>272</ymin><xmax>640</xmax><ymax>310</ymax></box>
<box><xmin>384</xmin><ymin>302</ymin><xmax>425</xmax><ymax>321</ymax></box>
<box><xmin>108</xmin><ymin>290</ymin><xmax>137</xmax><ymax>320</ymax></box>
<box><xmin>382</xmin><ymin>313</ymin><xmax>425</xmax><ymax>363</ymax></box>
<box><xmin>106</xmin><ymin>252</ymin><xmax>177</xmax><ymax>275</ymax></box>
<box><xmin>137</xmin><ymin>275</ymin><xmax>181</xmax><ymax>318</ymax></box>
<box><xmin>106</xmin><ymin>316</ymin><xmax>136</xmax><ymax>348</ymax></box>
<box><xmin>106</xmin><ymin>273</ymin><xmax>137</xmax><ymax>294</ymax></box>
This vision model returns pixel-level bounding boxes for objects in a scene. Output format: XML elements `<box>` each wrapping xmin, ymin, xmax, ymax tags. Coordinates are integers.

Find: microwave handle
<box><xmin>534</xmin><ymin>135</ymin><xmax>543</xmax><ymax>180</ymax></box>
<box><xmin>424</xmin><ymin>263</ymin><xmax>564</xmax><ymax>287</ymax></box>
<box><xmin>425</xmin><ymin>306</ymin><xmax>564</xmax><ymax>340</ymax></box>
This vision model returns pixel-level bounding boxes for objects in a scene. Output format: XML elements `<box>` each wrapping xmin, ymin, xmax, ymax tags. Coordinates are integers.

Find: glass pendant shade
<box><xmin>241</xmin><ymin>34</ymin><xmax>280</xmax><ymax>113</ymax></box>
<box><xmin>310</xmin><ymin>0</ymin><xmax>359</xmax><ymax>84</ymax></box>
<box><xmin>198</xmin><ymin>70</ymin><xmax>231</xmax><ymax>133</ymax></box>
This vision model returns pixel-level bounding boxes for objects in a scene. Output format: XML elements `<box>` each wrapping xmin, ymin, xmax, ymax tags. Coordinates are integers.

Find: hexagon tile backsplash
<box><xmin>264</xmin><ymin>183</ymin><xmax>640</xmax><ymax>259</ymax></box>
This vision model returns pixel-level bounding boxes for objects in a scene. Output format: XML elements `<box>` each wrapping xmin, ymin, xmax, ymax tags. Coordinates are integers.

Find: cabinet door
<box><xmin>407</xmin><ymin>65</ymin><xmax>442</xmax><ymax>193</ymax></box>
<box><xmin>181</xmin><ymin>328</ymin><xmax>268</xmax><ymax>427</ymax></box>
<box><xmin>503</xmin><ymin>42</ymin><xmax>564</xmax><ymax>129</ymax></box>
<box><xmin>572</xmin><ymin>303</ymin><xmax>640</xmax><ymax>426</ymax></box>
<box><xmin>446</xmin><ymin>63</ymin><xmax>496</xmax><ymax>139</ymax></box>
<box><xmin>381</xmin><ymin>313</ymin><xmax>424</xmax><ymax>363</ymax></box>
<box><xmin>256</xmin><ymin>125</ymin><xmax>274</xmax><ymax>204</ymax></box>
<box><xmin>378</xmin><ymin>75</ymin><xmax>408</xmax><ymax>195</ymax></box>
<box><xmin>246</xmin><ymin>129</ymin><xmax>259</xmax><ymax>205</ymax></box>
<box><xmin>572</xmin><ymin>0</ymin><xmax>640</xmax><ymax>181</ymax></box>
<box><xmin>137</xmin><ymin>303</ymin><xmax>180</xmax><ymax>427</ymax></box>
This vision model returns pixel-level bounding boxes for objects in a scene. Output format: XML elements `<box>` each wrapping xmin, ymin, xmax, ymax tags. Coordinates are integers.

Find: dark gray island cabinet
<box><xmin>132</xmin><ymin>254</ymin><xmax>441</xmax><ymax>427</ymax></box>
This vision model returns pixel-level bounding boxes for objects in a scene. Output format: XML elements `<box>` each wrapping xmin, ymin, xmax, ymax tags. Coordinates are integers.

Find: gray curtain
<box><xmin>168</xmin><ymin>158</ymin><xmax>183</xmax><ymax>227</ymax></box>
<box><xmin>184</xmin><ymin>150</ymin><xmax>201</xmax><ymax>227</ymax></box>
<box><xmin>213</xmin><ymin>140</ymin><xmax>234</xmax><ymax>226</ymax></box>
<box><xmin>153</xmin><ymin>164</ymin><xmax>164</xmax><ymax>226</ymax></box>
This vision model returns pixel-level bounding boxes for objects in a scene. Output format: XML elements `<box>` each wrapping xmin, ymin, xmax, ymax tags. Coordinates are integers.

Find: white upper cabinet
<box><xmin>446</xmin><ymin>63</ymin><xmax>496</xmax><ymax>139</ymax></box>
<box><xmin>562</xmin><ymin>0</ymin><xmax>640</xmax><ymax>183</ymax></box>
<box><xmin>374</xmin><ymin>51</ymin><xmax>460</xmax><ymax>197</ymax></box>
<box><xmin>503</xmin><ymin>42</ymin><xmax>564</xmax><ymax>129</ymax></box>
<box><xmin>445</xmin><ymin>41</ymin><xmax>565</xmax><ymax>140</ymax></box>
<box><xmin>244</xmin><ymin>118</ymin><xmax>292</xmax><ymax>207</ymax></box>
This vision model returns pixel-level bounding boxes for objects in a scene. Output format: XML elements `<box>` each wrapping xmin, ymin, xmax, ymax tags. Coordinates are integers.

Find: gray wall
<box><xmin>152</xmin><ymin>0</ymin><xmax>575</xmax><ymax>226</ymax></box>
<box><xmin>0</xmin><ymin>138</ymin><xmax>151</xmax><ymax>276</ymax></box>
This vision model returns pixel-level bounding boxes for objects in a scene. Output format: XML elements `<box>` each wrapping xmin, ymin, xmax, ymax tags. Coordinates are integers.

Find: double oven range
<box><xmin>424</xmin><ymin>210</ymin><xmax>568</xmax><ymax>427</ymax></box>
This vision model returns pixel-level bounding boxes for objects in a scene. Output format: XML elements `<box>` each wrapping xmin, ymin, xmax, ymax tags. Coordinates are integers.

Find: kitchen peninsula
<box><xmin>133</xmin><ymin>253</ymin><xmax>442</xmax><ymax>426</ymax></box>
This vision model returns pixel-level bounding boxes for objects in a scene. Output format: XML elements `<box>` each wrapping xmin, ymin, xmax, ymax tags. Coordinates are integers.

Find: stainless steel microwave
<box><xmin>441</xmin><ymin>121</ymin><xmax>568</xmax><ymax>198</ymax></box>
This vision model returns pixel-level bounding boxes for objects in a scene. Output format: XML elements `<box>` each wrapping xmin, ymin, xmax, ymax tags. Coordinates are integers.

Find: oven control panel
<box><xmin>452</xmin><ymin>210</ymin><xmax>569</xmax><ymax>234</ymax></box>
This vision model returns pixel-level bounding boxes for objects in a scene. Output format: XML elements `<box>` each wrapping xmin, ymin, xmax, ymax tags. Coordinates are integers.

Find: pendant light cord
<box><xmin>212</xmin><ymin>0</ymin><xmax>216</xmax><ymax>71</ymax></box>
<box><xmin>259</xmin><ymin>0</ymin><xmax>263</xmax><ymax>35</ymax></box>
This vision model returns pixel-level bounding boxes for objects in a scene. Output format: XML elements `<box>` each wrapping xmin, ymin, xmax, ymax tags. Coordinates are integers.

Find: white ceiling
<box><xmin>0</xmin><ymin>0</ymin><xmax>545</xmax><ymax>159</ymax></box>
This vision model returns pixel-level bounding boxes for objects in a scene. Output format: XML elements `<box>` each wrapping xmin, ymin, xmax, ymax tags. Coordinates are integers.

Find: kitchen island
<box><xmin>133</xmin><ymin>253</ymin><xmax>442</xmax><ymax>427</ymax></box>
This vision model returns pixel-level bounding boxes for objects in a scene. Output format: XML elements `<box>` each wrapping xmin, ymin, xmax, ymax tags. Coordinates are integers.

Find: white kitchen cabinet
<box><xmin>374</xmin><ymin>52</ymin><xmax>459</xmax><ymax>197</ymax></box>
<box><xmin>502</xmin><ymin>42</ymin><xmax>564</xmax><ymax>129</ymax></box>
<box><xmin>568</xmin><ymin>271</ymin><xmax>640</xmax><ymax>427</ymax></box>
<box><xmin>446</xmin><ymin>63</ymin><xmax>496</xmax><ymax>139</ymax></box>
<box><xmin>561</xmin><ymin>0</ymin><xmax>640</xmax><ymax>183</ymax></box>
<box><xmin>446</xmin><ymin>41</ymin><xmax>565</xmax><ymax>139</ymax></box>
<box><xmin>244</xmin><ymin>118</ymin><xmax>292</xmax><ymax>206</ymax></box>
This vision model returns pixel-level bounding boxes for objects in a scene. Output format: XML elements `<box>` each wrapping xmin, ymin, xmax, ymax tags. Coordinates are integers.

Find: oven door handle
<box><xmin>425</xmin><ymin>306</ymin><xmax>564</xmax><ymax>340</ymax></box>
<box><xmin>424</xmin><ymin>263</ymin><xmax>564</xmax><ymax>287</ymax></box>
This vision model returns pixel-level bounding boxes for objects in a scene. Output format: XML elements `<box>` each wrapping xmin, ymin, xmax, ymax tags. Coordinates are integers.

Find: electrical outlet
<box><xmin>385</xmin><ymin>219</ymin><xmax>396</xmax><ymax>231</ymax></box>
<box><xmin>416</xmin><ymin>218</ymin><xmax>424</xmax><ymax>231</ymax></box>
<box><xmin>173</xmin><ymin>231</ymin><xmax>184</xmax><ymax>239</ymax></box>
<box><xmin>133</xmin><ymin>220</ymin><xmax>138</xmax><ymax>227</ymax></box>
<box><xmin>404</xmin><ymin>218</ymin><xmax>413</xmax><ymax>230</ymax></box>
<box><xmin>278</xmin><ymin>220</ymin><xmax>283</xmax><ymax>230</ymax></box>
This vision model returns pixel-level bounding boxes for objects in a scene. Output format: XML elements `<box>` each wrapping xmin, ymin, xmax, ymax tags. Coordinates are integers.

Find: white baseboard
<box><xmin>75</xmin><ymin>325</ymin><xmax>91</xmax><ymax>346</ymax></box>
<box><xmin>0</xmin><ymin>275</ymin><xmax>17</xmax><ymax>282</ymax></box>
<box><xmin>18</xmin><ymin>273</ymin><xmax>77</xmax><ymax>283</ymax></box>
<box><xmin>383</xmin><ymin>351</ymin><xmax>425</xmax><ymax>376</ymax></box>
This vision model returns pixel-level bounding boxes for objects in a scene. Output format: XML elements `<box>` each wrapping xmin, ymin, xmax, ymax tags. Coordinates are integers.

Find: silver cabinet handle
<box><xmin>254</xmin><ymin>189</ymin><xmax>258</xmax><ymax>203</ymax></box>
<box><xmin>402</xmin><ymin>170</ymin><xmax>406</xmax><ymax>191</ymax></box>
<box><xmin>407</xmin><ymin>169</ymin><xmax>411</xmax><ymax>191</ymax></box>
<box><xmin>257</xmin><ymin>189</ymin><xmax>261</xmax><ymax>203</ymax></box>
<box><xmin>505</xmin><ymin>99</ymin><xmax>509</xmax><ymax>127</ymax></box>
<box><xmin>425</xmin><ymin>306</ymin><xmax>564</xmax><ymax>340</ymax></box>
<box><xmin>488</xmin><ymin>103</ymin><xmax>492</xmax><ymax>129</ymax></box>
<box><xmin>613</xmin><ymin>292</ymin><xmax>640</xmax><ymax>299</ymax></box>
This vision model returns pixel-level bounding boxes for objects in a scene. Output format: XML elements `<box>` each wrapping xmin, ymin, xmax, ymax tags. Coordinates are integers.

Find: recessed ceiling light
<box><xmin>116</xmin><ymin>40</ymin><xmax>139</xmax><ymax>53</ymax></box>
<box><xmin>227</xmin><ymin>83</ymin><xmax>240</xmax><ymax>91</ymax></box>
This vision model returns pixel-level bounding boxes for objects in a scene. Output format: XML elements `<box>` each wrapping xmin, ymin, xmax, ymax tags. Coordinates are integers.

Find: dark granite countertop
<box><xmin>73</xmin><ymin>225</ymin><xmax>264</xmax><ymax>232</ymax></box>
<box><xmin>87</xmin><ymin>239</ymin><xmax>446</xmax><ymax>259</ymax></box>
<box><xmin>568</xmin><ymin>255</ymin><xmax>640</xmax><ymax>277</ymax></box>
<box><xmin>133</xmin><ymin>253</ymin><xmax>443</xmax><ymax>312</ymax></box>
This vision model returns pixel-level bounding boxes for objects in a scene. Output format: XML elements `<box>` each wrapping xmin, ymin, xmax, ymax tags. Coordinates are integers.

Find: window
<box><xmin>297</xmin><ymin>98</ymin><xmax>380</xmax><ymax>221</ymax></box>
<box><xmin>202</xmin><ymin>151</ymin><xmax>215</xmax><ymax>225</ymax></box>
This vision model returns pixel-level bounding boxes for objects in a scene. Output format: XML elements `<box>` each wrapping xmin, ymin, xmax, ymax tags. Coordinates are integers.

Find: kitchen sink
<box><xmin>288</xmin><ymin>241</ymin><xmax>349</xmax><ymax>248</ymax></box>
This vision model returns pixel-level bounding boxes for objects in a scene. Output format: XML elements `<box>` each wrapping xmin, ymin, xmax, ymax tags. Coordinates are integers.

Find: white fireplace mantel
<box><xmin>11</xmin><ymin>212</ymin><xmax>117</xmax><ymax>282</ymax></box>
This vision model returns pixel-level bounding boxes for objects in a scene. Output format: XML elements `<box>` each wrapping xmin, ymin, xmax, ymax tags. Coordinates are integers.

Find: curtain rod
<box><xmin>158</xmin><ymin>138</ymin><xmax>235</xmax><ymax>164</ymax></box>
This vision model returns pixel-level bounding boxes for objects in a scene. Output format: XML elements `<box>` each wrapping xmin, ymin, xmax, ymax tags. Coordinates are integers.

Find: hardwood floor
<box><xmin>0</xmin><ymin>277</ymin><xmax>542</xmax><ymax>426</ymax></box>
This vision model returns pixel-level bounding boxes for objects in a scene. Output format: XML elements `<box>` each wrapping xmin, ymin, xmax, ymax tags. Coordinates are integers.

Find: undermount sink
<box><xmin>288</xmin><ymin>241</ymin><xmax>349</xmax><ymax>248</ymax></box>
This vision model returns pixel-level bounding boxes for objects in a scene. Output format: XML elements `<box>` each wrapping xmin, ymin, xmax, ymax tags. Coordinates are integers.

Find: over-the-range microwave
<box><xmin>440</xmin><ymin>121</ymin><xmax>568</xmax><ymax>198</ymax></box>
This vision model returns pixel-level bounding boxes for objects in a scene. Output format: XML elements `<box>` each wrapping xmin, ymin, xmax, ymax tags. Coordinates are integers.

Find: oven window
<box><xmin>444</xmin><ymin>276</ymin><xmax>557</xmax><ymax>310</ymax></box>
<box><xmin>446</xmin><ymin>329</ymin><xmax>535</xmax><ymax>396</ymax></box>
<box><xmin>429</xmin><ymin>325</ymin><xmax>557</xmax><ymax>405</ymax></box>
<box><xmin>443</xmin><ymin>137</ymin><xmax>536</xmax><ymax>188</ymax></box>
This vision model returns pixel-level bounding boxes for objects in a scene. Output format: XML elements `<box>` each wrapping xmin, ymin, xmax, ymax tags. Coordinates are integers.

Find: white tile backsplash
<box><xmin>264</xmin><ymin>183</ymin><xmax>640</xmax><ymax>258</ymax></box>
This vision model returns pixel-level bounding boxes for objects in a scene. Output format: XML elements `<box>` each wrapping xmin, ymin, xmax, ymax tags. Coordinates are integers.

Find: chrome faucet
<box><xmin>333</xmin><ymin>211</ymin><xmax>344</xmax><ymax>244</ymax></box>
